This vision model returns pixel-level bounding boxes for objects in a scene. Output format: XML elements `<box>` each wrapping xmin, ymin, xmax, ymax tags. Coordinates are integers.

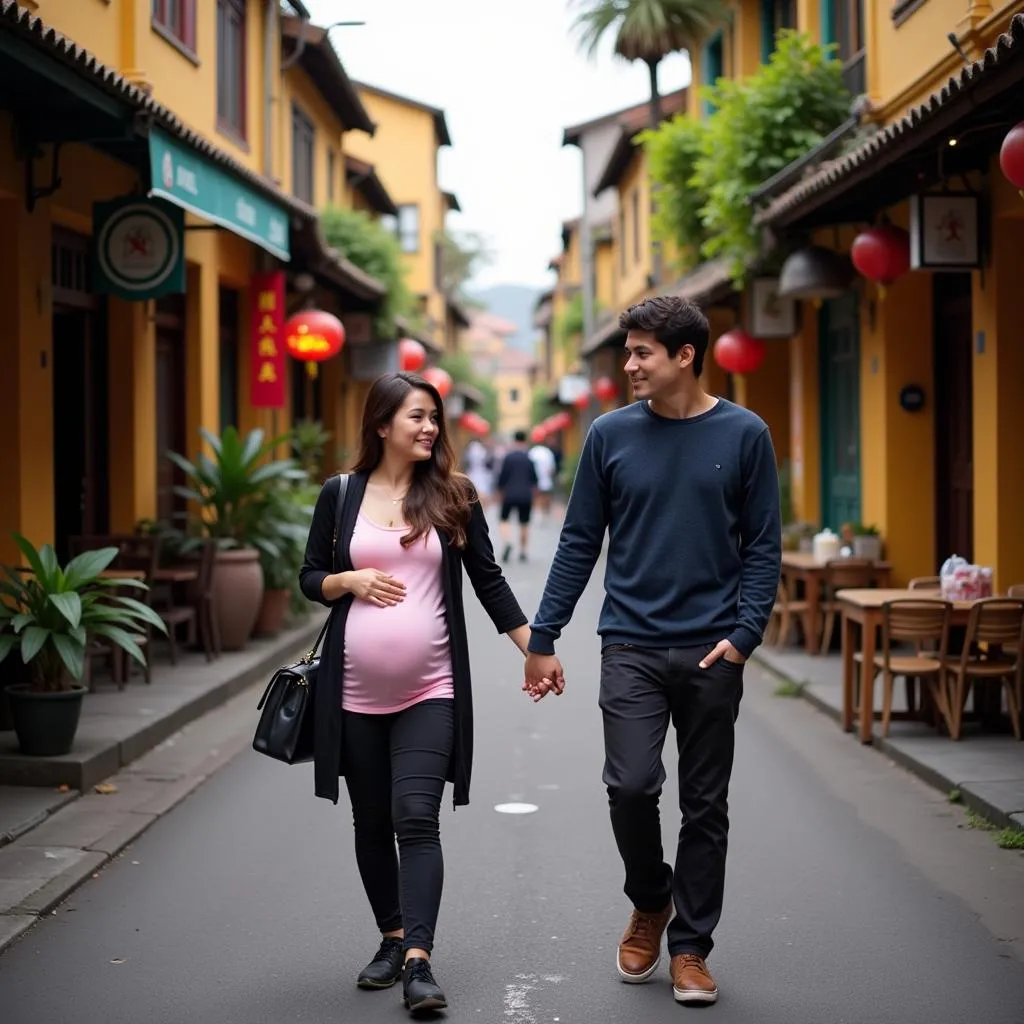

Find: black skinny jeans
<box><xmin>599</xmin><ymin>643</ymin><xmax>744</xmax><ymax>959</ymax></box>
<box><xmin>341</xmin><ymin>698</ymin><xmax>454</xmax><ymax>954</ymax></box>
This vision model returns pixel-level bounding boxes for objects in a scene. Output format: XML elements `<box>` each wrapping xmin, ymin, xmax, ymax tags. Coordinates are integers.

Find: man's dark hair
<box><xmin>618</xmin><ymin>296</ymin><xmax>710</xmax><ymax>377</ymax></box>
<box><xmin>513</xmin><ymin>429</ymin><xmax>527</xmax><ymax>443</ymax></box>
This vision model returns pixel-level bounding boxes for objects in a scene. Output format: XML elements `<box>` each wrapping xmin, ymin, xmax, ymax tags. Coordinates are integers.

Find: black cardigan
<box><xmin>298</xmin><ymin>472</ymin><xmax>528</xmax><ymax>807</ymax></box>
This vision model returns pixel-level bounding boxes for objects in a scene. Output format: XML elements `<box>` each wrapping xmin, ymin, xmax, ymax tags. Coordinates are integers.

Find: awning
<box><xmin>148</xmin><ymin>128</ymin><xmax>291</xmax><ymax>261</ymax></box>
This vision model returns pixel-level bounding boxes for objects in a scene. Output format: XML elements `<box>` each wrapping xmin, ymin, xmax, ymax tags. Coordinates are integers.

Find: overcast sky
<box><xmin>305</xmin><ymin>0</ymin><xmax>691</xmax><ymax>289</ymax></box>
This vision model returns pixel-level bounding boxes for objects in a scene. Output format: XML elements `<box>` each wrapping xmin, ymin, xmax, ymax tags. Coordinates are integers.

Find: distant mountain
<box><xmin>467</xmin><ymin>284</ymin><xmax>542</xmax><ymax>353</ymax></box>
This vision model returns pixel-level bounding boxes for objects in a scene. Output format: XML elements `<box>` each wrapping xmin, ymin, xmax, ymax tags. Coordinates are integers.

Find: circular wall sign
<box><xmin>899</xmin><ymin>384</ymin><xmax>926</xmax><ymax>413</ymax></box>
<box><xmin>96</xmin><ymin>203</ymin><xmax>181</xmax><ymax>294</ymax></box>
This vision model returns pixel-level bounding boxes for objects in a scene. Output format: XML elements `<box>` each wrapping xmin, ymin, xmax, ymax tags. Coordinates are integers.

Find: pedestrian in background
<box><xmin>524</xmin><ymin>297</ymin><xmax>781</xmax><ymax>1007</ymax></box>
<box><xmin>528</xmin><ymin>439</ymin><xmax>557</xmax><ymax>523</ymax></box>
<box><xmin>461</xmin><ymin>436</ymin><xmax>495</xmax><ymax>507</ymax></box>
<box><xmin>496</xmin><ymin>429</ymin><xmax>538</xmax><ymax>563</ymax></box>
<box><xmin>299</xmin><ymin>372</ymin><xmax>541</xmax><ymax>1016</ymax></box>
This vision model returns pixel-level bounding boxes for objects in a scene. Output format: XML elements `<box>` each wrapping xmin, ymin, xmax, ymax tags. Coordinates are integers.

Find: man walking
<box><xmin>496</xmin><ymin>430</ymin><xmax>538</xmax><ymax>563</ymax></box>
<box><xmin>524</xmin><ymin>297</ymin><xmax>781</xmax><ymax>1005</ymax></box>
<box><xmin>527</xmin><ymin>440</ymin><xmax>557</xmax><ymax>524</ymax></box>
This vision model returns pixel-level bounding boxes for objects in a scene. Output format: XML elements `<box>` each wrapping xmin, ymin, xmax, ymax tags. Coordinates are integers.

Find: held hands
<box><xmin>699</xmin><ymin>639</ymin><xmax>747</xmax><ymax>668</ymax></box>
<box><xmin>523</xmin><ymin>652</ymin><xmax>566</xmax><ymax>703</ymax></box>
<box><xmin>343</xmin><ymin>568</ymin><xmax>406</xmax><ymax>607</ymax></box>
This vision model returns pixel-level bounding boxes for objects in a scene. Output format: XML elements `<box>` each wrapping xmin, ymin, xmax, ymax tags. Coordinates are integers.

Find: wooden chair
<box><xmin>908</xmin><ymin>576</ymin><xmax>941</xmax><ymax>591</ymax></box>
<box><xmin>944</xmin><ymin>599</ymin><xmax>1024</xmax><ymax>741</ymax></box>
<box><xmin>820</xmin><ymin>558</ymin><xmax>878</xmax><ymax>652</ymax></box>
<box><xmin>116</xmin><ymin>535</ymin><xmax>161</xmax><ymax>685</ymax></box>
<box><xmin>766</xmin><ymin>579</ymin><xmax>809</xmax><ymax>648</ymax></box>
<box><xmin>194</xmin><ymin>539</ymin><xmax>221</xmax><ymax>662</ymax></box>
<box><xmin>875</xmin><ymin>600</ymin><xmax>952</xmax><ymax>737</ymax></box>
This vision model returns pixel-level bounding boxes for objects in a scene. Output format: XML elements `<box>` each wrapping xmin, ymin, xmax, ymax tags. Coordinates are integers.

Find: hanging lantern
<box><xmin>999</xmin><ymin>120</ymin><xmax>1024</xmax><ymax>190</ymax></box>
<box><xmin>713</xmin><ymin>329</ymin><xmax>766</xmax><ymax>375</ymax></box>
<box><xmin>530</xmin><ymin>425</ymin><xmax>548</xmax><ymax>443</ymax></box>
<box><xmin>460</xmin><ymin>411</ymin><xmax>489</xmax><ymax>436</ymax></box>
<box><xmin>550</xmin><ymin>411</ymin><xmax>573</xmax><ymax>432</ymax></box>
<box><xmin>422</xmin><ymin>366</ymin><xmax>452</xmax><ymax>400</ymax></box>
<box><xmin>398</xmin><ymin>338</ymin><xmax>427</xmax><ymax>372</ymax></box>
<box><xmin>778</xmin><ymin>246</ymin><xmax>854</xmax><ymax>302</ymax></box>
<box><xmin>283</xmin><ymin>310</ymin><xmax>345</xmax><ymax>378</ymax></box>
<box><xmin>594</xmin><ymin>376</ymin><xmax>619</xmax><ymax>403</ymax></box>
<box><xmin>573</xmin><ymin>390</ymin><xmax>591</xmax><ymax>411</ymax></box>
<box><xmin>851</xmin><ymin>225</ymin><xmax>910</xmax><ymax>290</ymax></box>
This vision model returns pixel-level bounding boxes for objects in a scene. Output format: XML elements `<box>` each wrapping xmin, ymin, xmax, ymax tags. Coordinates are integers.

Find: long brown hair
<box><xmin>351</xmin><ymin>372</ymin><xmax>474</xmax><ymax>548</ymax></box>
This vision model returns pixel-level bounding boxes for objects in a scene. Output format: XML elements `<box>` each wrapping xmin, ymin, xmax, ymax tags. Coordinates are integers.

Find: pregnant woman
<box><xmin>299</xmin><ymin>371</ymin><xmax>541</xmax><ymax>1016</ymax></box>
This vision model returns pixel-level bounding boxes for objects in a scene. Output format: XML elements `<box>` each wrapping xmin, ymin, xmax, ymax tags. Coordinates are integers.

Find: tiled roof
<box><xmin>563</xmin><ymin>88</ymin><xmax>688</xmax><ymax>147</ymax></box>
<box><xmin>758</xmin><ymin>12</ymin><xmax>1024</xmax><ymax>227</ymax></box>
<box><xmin>351</xmin><ymin>80</ymin><xmax>452</xmax><ymax>147</ymax></box>
<box><xmin>0</xmin><ymin>1</ymin><xmax>385</xmax><ymax>299</ymax></box>
<box><xmin>344</xmin><ymin>154</ymin><xmax>398</xmax><ymax>216</ymax></box>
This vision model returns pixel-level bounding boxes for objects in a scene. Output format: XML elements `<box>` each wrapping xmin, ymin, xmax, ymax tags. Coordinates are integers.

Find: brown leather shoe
<box><xmin>671</xmin><ymin>953</ymin><xmax>719</xmax><ymax>1004</ymax></box>
<box><xmin>616</xmin><ymin>902</ymin><xmax>673</xmax><ymax>983</ymax></box>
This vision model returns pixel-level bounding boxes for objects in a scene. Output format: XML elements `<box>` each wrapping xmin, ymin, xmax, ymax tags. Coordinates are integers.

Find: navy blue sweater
<box><xmin>528</xmin><ymin>399</ymin><xmax>781</xmax><ymax>658</ymax></box>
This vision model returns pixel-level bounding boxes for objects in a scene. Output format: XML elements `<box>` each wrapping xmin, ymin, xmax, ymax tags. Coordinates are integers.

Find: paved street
<box><xmin>1</xmin><ymin>514</ymin><xmax>1023</xmax><ymax>1023</ymax></box>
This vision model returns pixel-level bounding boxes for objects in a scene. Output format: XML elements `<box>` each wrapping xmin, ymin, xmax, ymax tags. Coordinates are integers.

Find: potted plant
<box><xmin>251</xmin><ymin>479</ymin><xmax>316</xmax><ymax>637</ymax></box>
<box><xmin>851</xmin><ymin>523</ymin><xmax>883</xmax><ymax>561</ymax></box>
<box><xmin>0</xmin><ymin>535</ymin><xmax>166</xmax><ymax>756</ymax></box>
<box><xmin>167</xmin><ymin>426</ymin><xmax>305</xmax><ymax>651</ymax></box>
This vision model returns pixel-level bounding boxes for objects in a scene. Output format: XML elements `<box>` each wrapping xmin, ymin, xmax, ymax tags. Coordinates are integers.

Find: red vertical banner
<box><xmin>249</xmin><ymin>271</ymin><xmax>286</xmax><ymax>408</ymax></box>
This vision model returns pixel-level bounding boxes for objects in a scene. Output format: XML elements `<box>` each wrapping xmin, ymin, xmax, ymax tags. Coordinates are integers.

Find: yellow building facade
<box><xmin>0</xmin><ymin>0</ymin><xmax>387</xmax><ymax>566</ymax></box>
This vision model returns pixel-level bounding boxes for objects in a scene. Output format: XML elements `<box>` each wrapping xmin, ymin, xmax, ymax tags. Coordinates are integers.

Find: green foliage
<box><xmin>994</xmin><ymin>826</ymin><xmax>1024</xmax><ymax>850</ymax></box>
<box><xmin>640</xmin><ymin>115</ymin><xmax>708</xmax><ymax>273</ymax></box>
<box><xmin>291</xmin><ymin>419</ymin><xmax>332</xmax><ymax>479</ymax></box>
<box><xmin>434</xmin><ymin>228</ymin><xmax>493</xmax><ymax>297</ymax></box>
<box><xmin>253</xmin><ymin>479</ymin><xmax>317</xmax><ymax>592</ymax></box>
<box><xmin>553</xmin><ymin>294</ymin><xmax>605</xmax><ymax>362</ymax></box>
<box><xmin>167</xmin><ymin>426</ymin><xmax>307</xmax><ymax>553</ymax></box>
<box><xmin>693</xmin><ymin>31</ymin><xmax>851</xmax><ymax>281</ymax></box>
<box><xmin>572</xmin><ymin>0</ymin><xmax>731</xmax><ymax>66</ymax></box>
<box><xmin>437</xmin><ymin>354</ymin><xmax>499</xmax><ymax>435</ymax></box>
<box><xmin>531</xmin><ymin>387</ymin><xmax>557</xmax><ymax>427</ymax></box>
<box><xmin>319</xmin><ymin>206</ymin><xmax>414</xmax><ymax>337</ymax></box>
<box><xmin>0</xmin><ymin>535</ymin><xmax>166</xmax><ymax>691</ymax></box>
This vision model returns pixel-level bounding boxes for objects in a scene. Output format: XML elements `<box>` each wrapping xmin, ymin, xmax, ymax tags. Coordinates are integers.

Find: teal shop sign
<box><xmin>93</xmin><ymin>197</ymin><xmax>185</xmax><ymax>300</ymax></box>
<box><xmin>148</xmin><ymin>128</ymin><xmax>291</xmax><ymax>261</ymax></box>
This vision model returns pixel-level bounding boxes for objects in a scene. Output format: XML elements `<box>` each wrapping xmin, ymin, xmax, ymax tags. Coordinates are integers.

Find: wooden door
<box><xmin>934</xmin><ymin>273</ymin><xmax>974</xmax><ymax>564</ymax></box>
<box><xmin>819</xmin><ymin>292</ymin><xmax>862</xmax><ymax>530</ymax></box>
<box><xmin>155</xmin><ymin>296</ymin><xmax>187</xmax><ymax>526</ymax></box>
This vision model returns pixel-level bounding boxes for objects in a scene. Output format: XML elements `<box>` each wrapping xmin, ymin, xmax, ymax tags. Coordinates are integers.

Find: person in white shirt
<box><xmin>528</xmin><ymin>443</ymin><xmax>557</xmax><ymax>523</ymax></box>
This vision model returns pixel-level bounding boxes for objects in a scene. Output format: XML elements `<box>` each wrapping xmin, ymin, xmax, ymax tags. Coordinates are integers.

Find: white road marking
<box><xmin>494</xmin><ymin>802</ymin><xmax>539</xmax><ymax>814</ymax></box>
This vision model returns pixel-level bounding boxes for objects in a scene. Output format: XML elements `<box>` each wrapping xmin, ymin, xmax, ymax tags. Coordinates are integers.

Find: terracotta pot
<box><xmin>253</xmin><ymin>588</ymin><xmax>291</xmax><ymax>638</ymax></box>
<box><xmin>211</xmin><ymin>548</ymin><xmax>264</xmax><ymax>651</ymax></box>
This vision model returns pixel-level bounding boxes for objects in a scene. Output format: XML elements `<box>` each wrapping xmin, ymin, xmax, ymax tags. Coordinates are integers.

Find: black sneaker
<box><xmin>501</xmin><ymin>544</ymin><xmax>512</xmax><ymax>564</ymax></box>
<box><xmin>518</xmin><ymin>551</ymin><xmax>528</xmax><ymax>563</ymax></box>
<box><xmin>356</xmin><ymin>936</ymin><xmax>404</xmax><ymax>989</ymax></box>
<box><xmin>402</xmin><ymin>957</ymin><xmax>447</xmax><ymax>1014</ymax></box>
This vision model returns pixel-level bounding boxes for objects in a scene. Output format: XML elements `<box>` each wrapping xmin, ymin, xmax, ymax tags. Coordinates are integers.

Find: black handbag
<box><xmin>252</xmin><ymin>473</ymin><xmax>349</xmax><ymax>764</ymax></box>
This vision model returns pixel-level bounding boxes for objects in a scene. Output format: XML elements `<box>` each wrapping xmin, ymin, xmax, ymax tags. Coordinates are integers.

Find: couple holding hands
<box><xmin>299</xmin><ymin>296</ymin><xmax>781</xmax><ymax>1015</ymax></box>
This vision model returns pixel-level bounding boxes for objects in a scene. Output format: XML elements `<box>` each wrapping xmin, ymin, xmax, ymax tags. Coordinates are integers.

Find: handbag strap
<box><xmin>300</xmin><ymin>473</ymin><xmax>350</xmax><ymax>665</ymax></box>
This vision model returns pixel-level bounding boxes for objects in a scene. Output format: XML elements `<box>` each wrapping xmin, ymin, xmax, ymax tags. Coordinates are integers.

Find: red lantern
<box><xmin>422</xmin><ymin>366</ymin><xmax>452</xmax><ymax>400</ymax></box>
<box><xmin>398</xmin><ymin>338</ymin><xmax>427</xmax><ymax>373</ymax></box>
<box><xmin>594</xmin><ymin>376</ymin><xmax>619</xmax><ymax>403</ymax></box>
<box><xmin>851</xmin><ymin>225</ymin><xmax>910</xmax><ymax>286</ymax></box>
<box><xmin>713</xmin><ymin>329</ymin><xmax>766</xmax><ymax>375</ymax></box>
<box><xmin>460</xmin><ymin>411</ymin><xmax>488</xmax><ymax>436</ymax></box>
<box><xmin>550</xmin><ymin>411</ymin><xmax>572</xmax><ymax>432</ymax></box>
<box><xmin>530</xmin><ymin>425</ymin><xmax>547</xmax><ymax>443</ymax></box>
<box><xmin>573</xmin><ymin>390</ymin><xmax>591</xmax><ymax>410</ymax></box>
<box><xmin>283</xmin><ymin>310</ymin><xmax>345</xmax><ymax>378</ymax></box>
<box><xmin>999</xmin><ymin>120</ymin><xmax>1024</xmax><ymax>189</ymax></box>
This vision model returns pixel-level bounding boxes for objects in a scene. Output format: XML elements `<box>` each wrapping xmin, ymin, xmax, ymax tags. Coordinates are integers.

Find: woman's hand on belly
<box><xmin>328</xmin><ymin>568</ymin><xmax>406</xmax><ymax>606</ymax></box>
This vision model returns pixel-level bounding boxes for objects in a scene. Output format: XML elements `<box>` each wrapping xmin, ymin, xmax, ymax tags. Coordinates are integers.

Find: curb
<box><xmin>0</xmin><ymin>617</ymin><xmax>324</xmax><ymax>955</ymax></box>
<box><xmin>751</xmin><ymin>651</ymin><xmax>1023</xmax><ymax>833</ymax></box>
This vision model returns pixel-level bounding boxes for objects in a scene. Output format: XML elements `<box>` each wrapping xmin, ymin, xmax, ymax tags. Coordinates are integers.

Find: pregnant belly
<box><xmin>344</xmin><ymin>601</ymin><xmax>451</xmax><ymax>689</ymax></box>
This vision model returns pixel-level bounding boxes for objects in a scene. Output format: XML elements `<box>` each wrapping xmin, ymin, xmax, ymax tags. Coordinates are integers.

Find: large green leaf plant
<box><xmin>0</xmin><ymin>535</ymin><xmax>166</xmax><ymax>692</ymax></box>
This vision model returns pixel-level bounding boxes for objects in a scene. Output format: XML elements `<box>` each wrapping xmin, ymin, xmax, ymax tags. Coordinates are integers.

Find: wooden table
<box><xmin>153</xmin><ymin>567</ymin><xmax>198</xmax><ymax>584</ymax></box>
<box><xmin>781</xmin><ymin>553</ymin><xmax>892</xmax><ymax>655</ymax></box>
<box><xmin>838</xmin><ymin>588</ymin><xmax>978</xmax><ymax>743</ymax></box>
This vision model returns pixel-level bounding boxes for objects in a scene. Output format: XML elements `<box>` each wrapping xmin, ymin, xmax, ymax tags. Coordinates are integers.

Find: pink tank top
<box><xmin>342</xmin><ymin>512</ymin><xmax>454</xmax><ymax>714</ymax></box>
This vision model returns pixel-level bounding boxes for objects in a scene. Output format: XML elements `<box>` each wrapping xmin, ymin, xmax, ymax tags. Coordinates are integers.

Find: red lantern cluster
<box><xmin>713</xmin><ymin>329</ymin><xmax>765</xmax><ymax>375</ymax></box>
<box><xmin>593</xmin><ymin>376</ymin><xmax>619</xmax><ymax>403</ymax></box>
<box><xmin>529</xmin><ymin>425</ymin><xmax>547</xmax><ymax>443</ymax></box>
<box><xmin>398</xmin><ymin>338</ymin><xmax>427</xmax><ymax>373</ymax></box>
<box><xmin>999</xmin><ymin>120</ymin><xmax>1024</xmax><ymax>190</ymax></box>
<box><xmin>573</xmin><ymin>389</ymin><xmax>591</xmax><ymax>411</ymax></box>
<box><xmin>530</xmin><ymin>410</ymin><xmax>573</xmax><ymax>442</ymax></box>
<box><xmin>851</xmin><ymin>225</ymin><xmax>910</xmax><ymax>287</ymax></box>
<box><xmin>283</xmin><ymin>310</ymin><xmax>345</xmax><ymax>378</ymax></box>
<box><xmin>422</xmin><ymin>366</ymin><xmax>452</xmax><ymax>400</ymax></box>
<box><xmin>459</xmin><ymin>411</ymin><xmax>490</xmax><ymax>436</ymax></box>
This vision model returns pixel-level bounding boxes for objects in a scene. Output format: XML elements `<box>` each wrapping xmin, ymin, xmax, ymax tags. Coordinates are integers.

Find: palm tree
<box><xmin>571</xmin><ymin>0</ymin><xmax>731</xmax><ymax>130</ymax></box>
<box><xmin>572</xmin><ymin>0</ymin><xmax>729</xmax><ymax>287</ymax></box>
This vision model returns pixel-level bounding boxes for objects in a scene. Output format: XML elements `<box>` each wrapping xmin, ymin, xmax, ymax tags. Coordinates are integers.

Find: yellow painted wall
<box><xmin>971</xmin><ymin>161</ymin><xmax>1024</xmax><ymax>591</ymax></box>
<box><xmin>595</xmin><ymin>239</ymin><xmax>616</xmax><ymax>313</ymax></box>
<box><xmin>496</xmin><ymin>370</ymin><xmax>534</xmax><ymax>436</ymax></box>
<box><xmin>281</xmin><ymin>65</ymin><xmax>349</xmax><ymax>208</ymax></box>
<box><xmin>615</xmin><ymin>150</ymin><xmax>652</xmax><ymax>306</ymax></box>
<box><xmin>788</xmin><ymin>308</ymin><xmax>821</xmax><ymax>524</ymax></box>
<box><xmin>346</xmin><ymin>89</ymin><xmax>442</xmax><ymax>303</ymax></box>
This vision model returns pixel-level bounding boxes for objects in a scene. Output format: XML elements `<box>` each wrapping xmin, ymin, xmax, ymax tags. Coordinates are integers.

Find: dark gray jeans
<box><xmin>341</xmin><ymin>698</ymin><xmax>454</xmax><ymax>953</ymax></box>
<box><xmin>599</xmin><ymin>643</ymin><xmax>744</xmax><ymax>959</ymax></box>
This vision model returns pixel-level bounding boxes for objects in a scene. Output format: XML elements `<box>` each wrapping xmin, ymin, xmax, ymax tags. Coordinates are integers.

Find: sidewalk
<box><xmin>0</xmin><ymin>613</ymin><xmax>324</xmax><ymax>954</ymax></box>
<box><xmin>754</xmin><ymin>646</ymin><xmax>1024</xmax><ymax>831</ymax></box>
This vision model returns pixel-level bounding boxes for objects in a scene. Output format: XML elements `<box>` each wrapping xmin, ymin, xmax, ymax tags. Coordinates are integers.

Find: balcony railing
<box><xmin>842</xmin><ymin>50</ymin><xmax>867</xmax><ymax>97</ymax></box>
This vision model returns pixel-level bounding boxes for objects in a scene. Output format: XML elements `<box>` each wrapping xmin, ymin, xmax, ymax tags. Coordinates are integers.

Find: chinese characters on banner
<box><xmin>249</xmin><ymin>271</ymin><xmax>285</xmax><ymax>408</ymax></box>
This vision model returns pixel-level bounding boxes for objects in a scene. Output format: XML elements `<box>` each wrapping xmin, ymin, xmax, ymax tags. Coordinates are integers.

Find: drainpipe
<box><xmin>263</xmin><ymin>0</ymin><xmax>280</xmax><ymax>180</ymax></box>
